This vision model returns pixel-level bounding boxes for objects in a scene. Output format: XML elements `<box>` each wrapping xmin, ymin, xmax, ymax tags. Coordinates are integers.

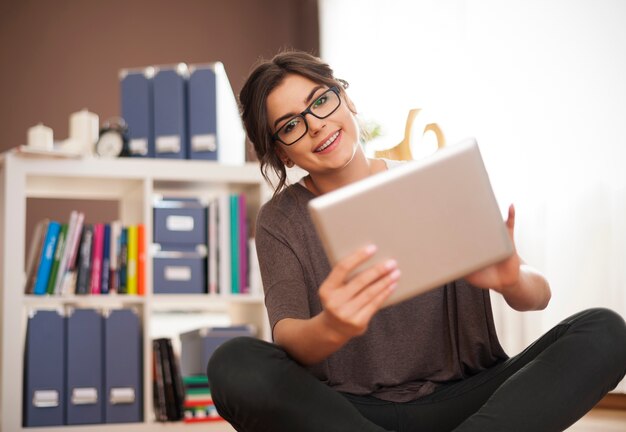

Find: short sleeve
<box><xmin>255</xmin><ymin>206</ymin><xmax>311</xmax><ymax>335</ymax></box>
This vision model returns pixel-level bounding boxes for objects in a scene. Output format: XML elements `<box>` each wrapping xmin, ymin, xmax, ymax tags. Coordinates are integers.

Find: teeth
<box><xmin>315</xmin><ymin>131</ymin><xmax>340</xmax><ymax>152</ymax></box>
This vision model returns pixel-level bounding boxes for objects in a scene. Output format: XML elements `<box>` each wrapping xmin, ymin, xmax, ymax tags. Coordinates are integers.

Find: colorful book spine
<box><xmin>230</xmin><ymin>194</ymin><xmax>239</xmax><ymax>294</ymax></box>
<box><xmin>61</xmin><ymin>212</ymin><xmax>85</xmax><ymax>295</ymax></box>
<box><xmin>218</xmin><ymin>193</ymin><xmax>231</xmax><ymax>295</ymax></box>
<box><xmin>90</xmin><ymin>223</ymin><xmax>104</xmax><ymax>294</ymax></box>
<box><xmin>25</xmin><ymin>214</ymin><xmax>148</xmax><ymax>297</ymax></box>
<box><xmin>127</xmin><ymin>225</ymin><xmax>138</xmax><ymax>295</ymax></box>
<box><xmin>109</xmin><ymin>221</ymin><xmax>121</xmax><ymax>294</ymax></box>
<box><xmin>100</xmin><ymin>224</ymin><xmax>111</xmax><ymax>294</ymax></box>
<box><xmin>46</xmin><ymin>223</ymin><xmax>68</xmax><ymax>295</ymax></box>
<box><xmin>182</xmin><ymin>374</ymin><xmax>221</xmax><ymax>423</ymax></box>
<box><xmin>76</xmin><ymin>224</ymin><xmax>94</xmax><ymax>294</ymax></box>
<box><xmin>239</xmin><ymin>194</ymin><xmax>248</xmax><ymax>294</ymax></box>
<box><xmin>137</xmin><ymin>224</ymin><xmax>145</xmax><ymax>296</ymax></box>
<box><xmin>118</xmin><ymin>228</ymin><xmax>128</xmax><ymax>294</ymax></box>
<box><xmin>53</xmin><ymin>211</ymin><xmax>78</xmax><ymax>295</ymax></box>
<box><xmin>207</xmin><ymin>200</ymin><xmax>218</xmax><ymax>294</ymax></box>
<box><xmin>24</xmin><ymin>219</ymin><xmax>49</xmax><ymax>294</ymax></box>
<box><xmin>33</xmin><ymin>221</ymin><xmax>61</xmax><ymax>295</ymax></box>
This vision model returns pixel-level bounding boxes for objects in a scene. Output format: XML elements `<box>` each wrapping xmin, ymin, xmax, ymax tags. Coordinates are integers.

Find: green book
<box><xmin>183</xmin><ymin>375</ymin><xmax>209</xmax><ymax>386</ymax></box>
<box><xmin>184</xmin><ymin>387</ymin><xmax>212</xmax><ymax>396</ymax></box>
<box><xmin>46</xmin><ymin>224</ymin><xmax>68</xmax><ymax>294</ymax></box>
<box><xmin>230</xmin><ymin>194</ymin><xmax>240</xmax><ymax>294</ymax></box>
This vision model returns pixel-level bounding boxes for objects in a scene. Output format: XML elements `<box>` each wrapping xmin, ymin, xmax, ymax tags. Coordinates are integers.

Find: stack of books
<box><xmin>24</xmin><ymin>211</ymin><xmax>145</xmax><ymax>295</ymax></box>
<box><xmin>210</xmin><ymin>192</ymin><xmax>251</xmax><ymax>295</ymax></box>
<box><xmin>182</xmin><ymin>375</ymin><xmax>221</xmax><ymax>423</ymax></box>
<box><xmin>152</xmin><ymin>338</ymin><xmax>185</xmax><ymax>422</ymax></box>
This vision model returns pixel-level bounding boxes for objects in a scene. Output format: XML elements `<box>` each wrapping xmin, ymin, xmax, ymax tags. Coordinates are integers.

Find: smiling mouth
<box><xmin>314</xmin><ymin>131</ymin><xmax>340</xmax><ymax>153</ymax></box>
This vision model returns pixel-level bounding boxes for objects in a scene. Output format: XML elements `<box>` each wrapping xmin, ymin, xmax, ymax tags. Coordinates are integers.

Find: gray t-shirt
<box><xmin>255</xmin><ymin>168</ymin><xmax>508</xmax><ymax>403</ymax></box>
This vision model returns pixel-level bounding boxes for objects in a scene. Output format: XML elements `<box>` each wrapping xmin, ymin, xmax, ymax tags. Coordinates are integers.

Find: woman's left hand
<box><xmin>464</xmin><ymin>204</ymin><xmax>521</xmax><ymax>293</ymax></box>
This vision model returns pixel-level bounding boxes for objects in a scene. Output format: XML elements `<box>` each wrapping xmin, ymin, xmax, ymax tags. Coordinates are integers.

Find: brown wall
<box><xmin>0</xmin><ymin>0</ymin><xmax>319</xmax><ymax>257</ymax></box>
<box><xmin>0</xmin><ymin>0</ymin><xmax>320</xmax><ymax>152</ymax></box>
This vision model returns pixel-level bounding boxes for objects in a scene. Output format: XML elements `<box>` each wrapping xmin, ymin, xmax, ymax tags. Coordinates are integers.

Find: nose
<box><xmin>305</xmin><ymin>113</ymin><xmax>326</xmax><ymax>136</ymax></box>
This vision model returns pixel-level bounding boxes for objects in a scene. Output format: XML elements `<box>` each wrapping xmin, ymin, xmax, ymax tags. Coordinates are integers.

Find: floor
<box><xmin>567</xmin><ymin>409</ymin><xmax>626</xmax><ymax>431</ymax></box>
<box><xmin>212</xmin><ymin>408</ymin><xmax>626</xmax><ymax>431</ymax></box>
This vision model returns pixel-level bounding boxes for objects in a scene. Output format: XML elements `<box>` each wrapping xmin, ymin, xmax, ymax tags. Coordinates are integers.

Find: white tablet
<box><xmin>308</xmin><ymin>138</ymin><xmax>513</xmax><ymax>307</ymax></box>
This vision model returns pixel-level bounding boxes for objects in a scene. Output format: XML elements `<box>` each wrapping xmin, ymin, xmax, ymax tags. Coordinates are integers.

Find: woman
<box><xmin>208</xmin><ymin>50</ymin><xmax>626</xmax><ymax>432</ymax></box>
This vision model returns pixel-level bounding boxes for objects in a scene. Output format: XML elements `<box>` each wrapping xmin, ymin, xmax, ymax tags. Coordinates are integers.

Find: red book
<box><xmin>184</xmin><ymin>399</ymin><xmax>214</xmax><ymax>408</ymax></box>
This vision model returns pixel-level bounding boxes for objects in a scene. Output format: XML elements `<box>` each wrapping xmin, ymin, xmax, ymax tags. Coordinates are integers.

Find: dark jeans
<box><xmin>207</xmin><ymin>308</ymin><xmax>626</xmax><ymax>432</ymax></box>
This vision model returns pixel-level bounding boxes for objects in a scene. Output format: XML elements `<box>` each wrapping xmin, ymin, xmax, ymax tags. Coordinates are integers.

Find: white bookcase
<box><xmin>0</xmin><ymin>151</ymin><xmax>271</xmax><ymax>432</ymax></box>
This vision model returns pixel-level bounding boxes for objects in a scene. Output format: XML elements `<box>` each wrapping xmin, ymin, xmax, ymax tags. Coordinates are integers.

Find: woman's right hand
<box><xmin>318</xmin><ymin>244</ymin><xmax>401</xmax><ymax>341</ymax></box>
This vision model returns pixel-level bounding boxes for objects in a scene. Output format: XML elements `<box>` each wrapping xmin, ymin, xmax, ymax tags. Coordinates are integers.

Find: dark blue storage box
<box><xmin>152</xmin><ymin>247</ymin><xmax>206</xmax><ymax>294</ymax></box>
<box><xmin>153</xmin><ymin>198</ymin><xmax>206</xmax><ymax>246</ymax></box>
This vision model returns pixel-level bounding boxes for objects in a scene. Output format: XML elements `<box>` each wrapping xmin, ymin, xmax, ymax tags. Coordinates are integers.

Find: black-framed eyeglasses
<box><xmin>272</xmin><ymin>86</ymin><xmax>342</xmax><ymax>146</ymax></box>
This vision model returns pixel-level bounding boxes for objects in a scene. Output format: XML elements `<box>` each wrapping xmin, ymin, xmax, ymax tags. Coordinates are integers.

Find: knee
<box><xmin>578</xmin><ymin>308</ymin><xmax>626</xmax><ymax>372</ymax></box>
<box><xmin>207</xmin><ymin>337</ymin><xmax>262</xmax><ymax>388</ymax></box>
<box><xmin>207</xmin><ymin>337</ymin><xmax>285</xmax><ymax>405</ymax></box>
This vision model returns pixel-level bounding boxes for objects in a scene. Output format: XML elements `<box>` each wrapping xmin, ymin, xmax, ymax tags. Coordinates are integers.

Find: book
<box><xmin>100</xmin><ymin>224</ymin><xmax>111</xmax><ymax>294</ymax></box>
<box><xmin>24</xmin><ymin>219</ymin><xmax>49</xmax><ymax>294</ymax></box>
<box><xmin>137</xmin><ymin>224</ymin><xmax>145</xmax><ymax>296</ymax></box>
<box><xmin>53</xmin><ymin>211</ymin><xmax>78</xmax><ymax>295</ymax></box>
<box><xmin>217</xmin><ymin>193</ymin><xmax>231</xmax><ymax>295</ymax></box>
<box><xmin>182</xmin><ymin>375</ymin><xmax>210</xmax><ymax>387</ymax></box>
<box><xmin>152</xmin><ymin>340</ymin><xmax>168</xmax><ymax>422</ymax></box>
<box><xmin>89</xmin><ymin>223</ymin><xmax>104</xmax><ymax>294</ymax></box>
<box><xmin>207</xmin><ymin>199</ymin><xmax>218</xmax><ymax>294</ymax></box>
<box><xmin>159</xmin><ymin>338</ymin><xmax>176</xmax><ymax>420</ymax></box>
<box><xmin>109</xmin><ymin>221</ymin><xmax>122</xmax><ymax>294</ymax></box>
<box><xmin>165</xmin><ymin>338</ymin><xmax>185</xmax><ymax>420</ymax></box>
<box><xmin>230</xmin><ymin>194</ymin><xmax>239</xmax><ymax>294</ymax></box>
<box><xmin>46</xmin><ymin>223</ymin><xmax>68</xmax><ymax>295</ymax></box>
<box><xmin>182</xmin><ymin>371</ymin><xmax>221</xmax><ymax>424</ymax></box>
<box><xmin>239</xmin><ymin>194</ymin><xmax>248</xmax><ymax>294</ymax></box>
<box><xmin>75</xmin><ymin>224</ymin><xmax>94</xmax><ymax>294</ymax></box>
<box><xmin>155</xmin><ymin>338</ymin><xmax>183</xmax><ymax>421</ymax></box>
<box><xmin>118</xmin><ymin>227</ymin><xmax>128</xmax><ymax>294</ymax></box>
<box><xmin>33</xmin><ymin>221</ymin><xmax>61</xmax><ymax>295</ymax></box>
<box><xmin>60</xmin><ymin>211</ymin><xmax>85</xmax><ymax>295</ymax></box>
<box><xmin>248</xmin><ymin>238</ymin><xmax>262</xmax><ymax>296</ymax></box>
<box><xmin>127</xmin><ymin>225</ymin><xmax>138</xmax><ymax>295</ymax></box>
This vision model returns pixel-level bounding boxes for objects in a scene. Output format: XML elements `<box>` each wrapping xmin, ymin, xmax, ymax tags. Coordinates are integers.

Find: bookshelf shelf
<box><xmin>150</xmin><ymin>293</ymin><xmax>265</xmax><ymax>311</ymax></box>
<box><xmin>17</xmin><ymin>419</ymin><xmax>234</xmax><ymax>432</ymax></box>
<box><xmin>22</xmin><ymin>294</ymin><xmax>146</xmax><ymax>308</ymax></box>
<box><xmin>0</xmin><ymin>151</ymin><xmax>267</xmax><ymax>432</ymax></box>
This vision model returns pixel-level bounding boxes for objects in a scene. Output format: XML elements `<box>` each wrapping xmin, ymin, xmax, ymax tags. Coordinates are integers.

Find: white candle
<box><xmin>69</xmin><ymin>109</ymin><xmax>99</xmax><ymax>155</ymax></box>
<box><xmin>27</xmin><ymin>123</ymin><xmax>54</xmax><ymax>151</ymax></box>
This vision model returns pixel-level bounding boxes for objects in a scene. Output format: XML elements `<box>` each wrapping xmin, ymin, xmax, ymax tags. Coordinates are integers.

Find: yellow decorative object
<box><xmin>374</xmin><ymin>108</ymin><xmax>445</xmax><ymax>160</ymax></box>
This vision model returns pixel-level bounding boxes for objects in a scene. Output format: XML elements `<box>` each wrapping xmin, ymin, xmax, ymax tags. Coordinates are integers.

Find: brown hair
<box><xmin>239</xmin><ymin>50</ymin><xmax>349</xmax><ymax>196</ymax></box>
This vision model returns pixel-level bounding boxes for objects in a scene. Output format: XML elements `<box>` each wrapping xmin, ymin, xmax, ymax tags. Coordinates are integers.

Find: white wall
<box><xmin>320</xmin><ymin>0</ymin><xmax>626</xmax><ymax>391</ymax></box>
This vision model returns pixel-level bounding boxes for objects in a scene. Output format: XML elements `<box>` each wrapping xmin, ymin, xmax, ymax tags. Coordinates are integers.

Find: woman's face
<box><xmin>266</xmin><ymin>73</ymin><xmax>360</xmax><ymax>176</ymax></box>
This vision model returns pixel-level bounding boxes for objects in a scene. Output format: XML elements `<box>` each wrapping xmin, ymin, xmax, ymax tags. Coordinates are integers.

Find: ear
<box><xmin>274</xmin><ymin>146</ymin><xmax>294</xmax><ymax>168</ymax></box>
<box><xmin>275</xmin><ymin>145</ymin><xmax>287</xmax><ymax>161</ymax></box>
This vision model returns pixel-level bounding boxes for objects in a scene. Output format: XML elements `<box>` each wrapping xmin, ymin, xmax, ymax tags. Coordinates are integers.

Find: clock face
<box><xmin>96</xmin><ymin>130</ymin><xmax>124</xmax><ymax>157</ymax></box>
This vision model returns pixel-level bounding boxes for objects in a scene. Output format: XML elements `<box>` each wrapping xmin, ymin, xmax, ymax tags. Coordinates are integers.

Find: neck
<box><xmin>305</xmin><ymin>150</ymin><xmax>383</xmax><ymax>196</ymax></box>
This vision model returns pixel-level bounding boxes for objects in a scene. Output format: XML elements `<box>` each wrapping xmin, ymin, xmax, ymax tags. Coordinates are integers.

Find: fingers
<box><xmin>506</xmin><ymin>204</ymin><xmax>515</xmax><ymax>230</ymax></box>
<box><xmin>352</xmin><ymin>279</ymin><xmax>398</xmax><ymax>325</ymax></box>
<box><xmin>324</xmin><ymin>265</ymin><xmax>400</xmax><ymax>337</ymax></box>
<box><xmin>329</xmin><ymin>257</ymin><xmax>398</xmax><ymax>306</ymax></box>
<box><xmin>326</xmin><ymin>244</ymin><xmax>378</xmax><ymax>286</ymax></box>
<box><xmin>345</xmin><ymin>259</ymin><xmax>397</xmax><ymax>296</ymax></box>
<box><xmin>347</xmin><ymin>267</ymin><xmax>400</xmax><ymax>313</ymax></box>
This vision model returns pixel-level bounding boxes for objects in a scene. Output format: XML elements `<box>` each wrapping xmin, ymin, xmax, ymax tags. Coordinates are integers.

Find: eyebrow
<box><xmin>273</xmin><ymin>85</ymin><xmax>325</xmax><ymax>128</ymax></box>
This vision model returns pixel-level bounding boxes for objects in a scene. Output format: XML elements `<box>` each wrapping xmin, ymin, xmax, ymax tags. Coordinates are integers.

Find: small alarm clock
<box><xmin>95</xmin><ymin>117</ymin><xmax>130</xmax><ymax>157</ymax></box>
